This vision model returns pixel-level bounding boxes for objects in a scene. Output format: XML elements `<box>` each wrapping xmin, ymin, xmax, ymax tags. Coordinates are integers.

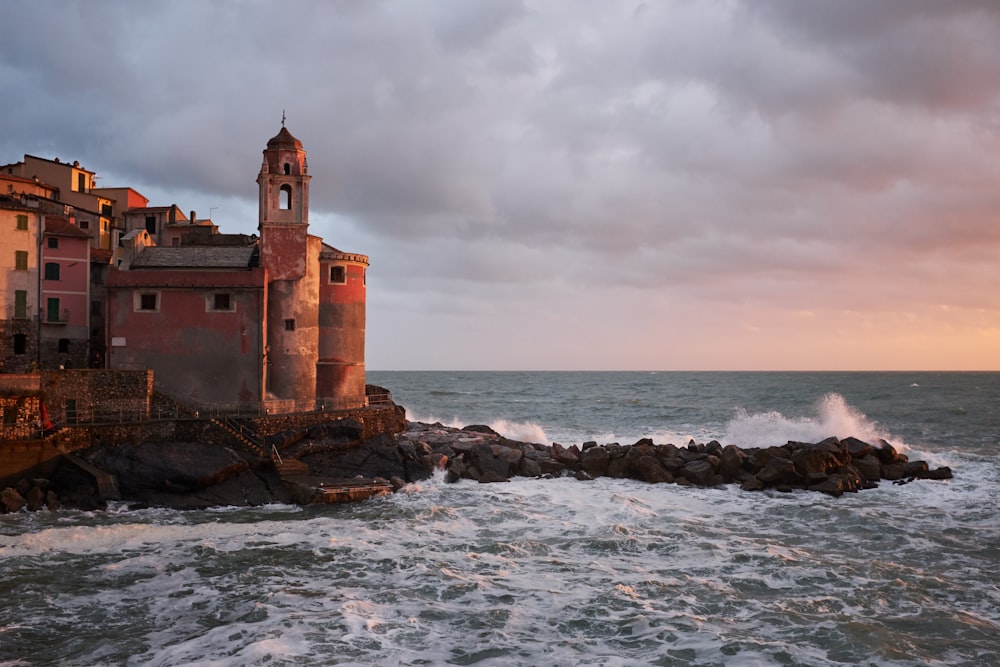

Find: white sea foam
<box><xmin>724</xmin><ymin>392</ymin><xmax>890</xmax><ymax>448</ymax></box>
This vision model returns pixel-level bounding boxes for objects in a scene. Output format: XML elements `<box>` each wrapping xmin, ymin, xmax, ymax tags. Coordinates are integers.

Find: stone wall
<box><xmin>0</xmin><ymin>394</ymin><xmax>41</xmax><ymax>440</ymax></box>
<box><xmin>40</xmin><ymin>369</ymin><xmax>153</xmax><ymax>423</ymax></box>
<box><xmin>248</xmin><ymin>404</ymin><xmax>406</xmax><ymax>440</ymax></box>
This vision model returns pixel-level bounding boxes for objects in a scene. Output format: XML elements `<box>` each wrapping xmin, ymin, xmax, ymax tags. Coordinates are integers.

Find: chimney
<box><xmin>190</xmin><ymin>210</ymin><xmax>197</xmax><ymax>225</ymax></box>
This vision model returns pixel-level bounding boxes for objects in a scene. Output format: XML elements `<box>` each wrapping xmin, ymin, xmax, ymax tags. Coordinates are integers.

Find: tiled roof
<box><xmin>45</xmin><ymin>217</ymin><xmax>91</xmax><ymax>238</ymax></box>
<box><xmin>131</xmin><ymin>246</ymin><xmax>257</xmax><ymax>269</ymax></box>
<box><xmin>91</xmin><ymin>248</ymin><xmax>114</xmax><ymax>264</ymax></box>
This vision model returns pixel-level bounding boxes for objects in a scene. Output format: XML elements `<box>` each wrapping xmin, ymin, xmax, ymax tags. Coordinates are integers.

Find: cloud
<box><xmin>3</xmin><ymin>0</ymin><xmax>1000</xmax><ymax>368</ymax></box>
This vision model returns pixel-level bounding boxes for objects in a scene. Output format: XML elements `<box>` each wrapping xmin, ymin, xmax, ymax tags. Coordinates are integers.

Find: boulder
<box><xmin>679</xmin><ymin>460</ymin><xmax>716</xmax><ymax>486</ymax></box>
<box><xmin>580</xmin><ymin>446</ymin><xmax>610</xmax><ymax>476</ymax></box>
<box><xmin>632</xmin><ymin>455</ymin><xmax>673</xmax><ymax>484</ymax></box>
<box><xmin>2</xmin><ymin>488</ymin><xmax>26</xmax><ymax>513</ymax></box>
<box><xmin>519</xmin><ymin>457</ymin><xmax>542</xmax><ymax>477</ymax></box>
<box><xmin>917</xmin><ymin>466</ymin><xmax>953</xmax><ymax>480</ymax></box>
<box><xmin>843</xmin><ymin>437</ymin><xmax>874</xmax><ymax>459</ymax></box>
<box><xmin>853</xmin><ymin>454</ymin><xmax>882</xmax><ymax>482</ymax></box>
<box><xmin>718</xmin><ymin>445</ymin><xmax>747</xmax><ymax>480</ymax></box>
<box><xmin>756</xmin><ymin>457</ymin><xmax>801</xmax><ymax>486</ymax></box>
<box><xmin>551</xmin><ymin>443</ymin><xmax>580</xmax><ymax>466</ymax></box>
<box><xmin>25</xmin><ymin>485</ymin><xmax>46</xmax><ymax>511</ymax></box>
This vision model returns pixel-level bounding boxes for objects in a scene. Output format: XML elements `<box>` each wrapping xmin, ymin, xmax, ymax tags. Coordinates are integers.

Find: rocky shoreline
<box><xmin>1</xmin><ymin>418</ymin><xmax>953</xmax><ymax>512</ymax></box>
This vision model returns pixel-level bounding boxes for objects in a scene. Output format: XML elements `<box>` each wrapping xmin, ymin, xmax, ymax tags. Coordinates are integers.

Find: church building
<box><xmin>105</xmin><ymin>127</ymin><xmax>368</xmax><ymax>412</ymax></box>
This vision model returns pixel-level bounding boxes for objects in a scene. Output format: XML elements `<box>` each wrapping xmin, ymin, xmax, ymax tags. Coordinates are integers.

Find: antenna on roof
<box><xmin>209</xmin><ymin>207</ymin><xmax>218</xmax><ymax>220</ymax></box>
<box><xmin>281</xmin><ymin>110</ymin><xmax>286</xmax><ymax>128</ymax></box>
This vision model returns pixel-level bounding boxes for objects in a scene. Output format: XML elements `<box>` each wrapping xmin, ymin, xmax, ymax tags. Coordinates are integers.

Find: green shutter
<box><xmin>14</xmin><ymin>290</ymin><xmax>27</xmax><ymax>319</ymax></box>
<box><xmin>14</xmin><ymin>250</ymin><xmax>28</xmax><ymax>271</ymax></box>
<box><xmin>16</xmin><ymin>215</ymin><xmax>28</xmax><ymax>230</ymax></box>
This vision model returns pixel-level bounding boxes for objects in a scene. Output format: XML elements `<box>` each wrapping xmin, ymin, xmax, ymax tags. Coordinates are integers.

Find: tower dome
<box><xmin>266</xmin><ymin>126</ymin><xmax>303</xmax><ymax>151</ymax></box>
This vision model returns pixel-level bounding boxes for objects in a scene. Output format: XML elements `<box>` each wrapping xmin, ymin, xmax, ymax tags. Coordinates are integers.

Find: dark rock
<box><xmin>575</xmin><ymin>470</ymin><xmax>594</xmax><ymax>481</ymax></box>
<box><xmin>791</xmin><ymin>445</ymin><xmax>843</xmax><ymax>478</ymax></box>
<box><xmin>634</xmin><ymin>437</ymin><xmax>654</xmax><ymax>447</ymax></box>
<box><xmin>844</xmin><ymin>437</ymin><xmax>874</xmax><ymax>459</ymax></box>
<box><xmin>741</xmin><ymin>477</ymin><xmax>765</xmax><ymax>491</ymax></box>
<box><xmin>809</xmin><ymin>477</ymin><xmax>845</xmax><ymax>497</ymax></box>
<box><xmin>519</xmin><ymin>457</ymin><xmax>542</xmax><ymax>477</ymax></box>
<box><xmin>881</xmin><ymin>462</ymin><xmax>906</xmax><ymax>481</ymax></box>
<box><xmin>551</xmin><ymin>443</ymin><xmax>579</xmax><ymax>466</ymax></box>
<box><xmin>606</xmin><ymin>454</ymin><xmax>629</xmax><ymax>478</ymax></box>
<box><xmin>14</xmin><ymin>479</ymin><xmax>31</xmax><ymax>496</ymax></box>
<box><xmin>389</xmin><ymin>476</ymin><xmax>406</xmax><ymax>491</ymax></box>
<box><xmin>661</xmin><ymin>456</ymin><xmax>686</xmax><ymax>472</ymax></box>
<box><xmin>478</xmin><ymin>471</ymin><xmax>509</xmax><ymax>484</ymax></box>
<box><xmin>580</xmin><ymin>446</ymin><xmax>610</xmax><ymax>476</ymax></box>
<box><xmin>680</xmin><ymin>460</ymin><xmax>715</xmax><ymax>486</ymax></box>
<box><xmin>632</xmin><ymin>455</ymin><xmax>673</xmax><ymax>483</ymax></box>
<box><xmin>876</xmin><ymin>441</ymin><xmax>903</xmax><ymax>465</ymax></box>
<box><xmin>918</xmin><ymin>466</ymin><xmax>953</xmax><ymax>480</ymax></box>
<box><xmin>903</xmin><ymin>461</ymin><xmax>930</xmax><ymax>477</ymax></box>
<box><xmin>751</xmin><ymin>446</ymin><xmax>789</xmax><ymax>470</ymax></box>
<box><xmin>757</xmin><ymin>457</ymin><xmax>800</xmax><ymax>485</ymax></box>
<box><xmin>463</xmin><ymin>424</ymin><xmax>499</xmax><ymax>435</ymax></box>
<box><xmin>2</xmin><ymin>488</ymin><xmax>27</xmax><ymax>513</ymax></box>
<box><xmin>536</xmin><ymin>457</ymin><xmax>566</xmax><ymax>476</ymax></box>
<box><xmin>581</xmin><ymin>441</ymin><xmax>599</xmax><ymax>450</ymax></box>
<box><xmin>718</xmin><ymin>446</ymin><xmax>747</xmax><ymax>482</ymax></box>
<box><xmin>854</xmin><ymin>454</ymin><xmax>882</xmax><ymax>482</ymax></box>
<box><xmin>25</xmin><ymin>486</ymin><xmax>46</xmax><ymax>511</ymax></box>
<box><xmin>45</xmin><ymin>490</ymin><xmax>61</xmax><ymax>511</ymax></box>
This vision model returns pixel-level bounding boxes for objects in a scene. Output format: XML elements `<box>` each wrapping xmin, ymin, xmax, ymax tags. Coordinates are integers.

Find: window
<box><xmin>14</xmin><ymin>250</ymin><xmax>28</xmax><ymax>271</ymax></box>
<box><xmin>280</xmin><ymin>184</ymin><xmax>292</xmax><ymax>209</ymax></box>
<box><xmin>283</xmin><ymin>163</ymin><xmax>291</xmax><ymax>175</ymax></box>
<box><xmin>13</xmin><ymin>334</ymin><xmax>26</xmax><ymax>355</ymax></box>
<box><xmin>3</xmin><ymin>407</ymin><xmax>15</xmax><ymax>426</ymax></box>
<box><xmin>284</xmin><ymin>318</ymin><xmax>295</xmax><ymax>331</ymax></box>
<box><xmin>79</xmin><ymin>219</ymin><xmax>89</xmax><ymax>230</ymax></box>
<box><xmin>91</xmin><ymin>300</ymin><xmax>102</xmax><ymax>316</ymax></box>
<box><xmin>47</xmin><ymin>237</ymin><xmax>59</xmax><ymax>249</ymax></box>
<box><xmin>213</xmin><ymin>293</ymin><xmax>232</xmax><ymax>311</ymax></box>
<box><xmin>101</xmin><ymin>203</ymin><xmax>112</xmax><ymax>217</ymax></box>
<box><xmin>77</xmin><ymin>173</ymin><xmax>86</xmax><ymax>192</ymax></box>
<box><xmin>47</xmin><ymin>298</ymin><xmax>60</xmax><ymax>323</ymax></box>
<box><xmin>16</xmin><ymin>214</ymin><xmax>28</xmax><ymax>230</ymax></box>
<box><xmin>14</xmin><ymin>291</ymin><xmax>27</xmax><ymax>319</ymax></box>
<box><xmin>330</xmin><ymin>265</ymin><xmax>346</xmax><ymax>284</ymax></box>
<box><xmin>145</xmin><ymin>216</ymin><xmax>156</xmax><ymax>235</ymax></box>
<box><xmin>58</xmin><ymin>338</ymin><xmax>70</xmax><ymax>353</ymax></box>
<box><xmin>139</xmin><ymin>293</ymin><xmax>158</xmax><ymax>311</ymax></box>
<box><xmin>44</xmin><ymin>262</ymin><xmax>60</xmax><ymax>280</ymax></box>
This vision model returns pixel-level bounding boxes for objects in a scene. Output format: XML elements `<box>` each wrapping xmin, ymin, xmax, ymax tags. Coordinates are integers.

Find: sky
<box><xmin>3</xmin><ymin>0</ymin><xmax>1000</xmax><ymax>371</ymax></box>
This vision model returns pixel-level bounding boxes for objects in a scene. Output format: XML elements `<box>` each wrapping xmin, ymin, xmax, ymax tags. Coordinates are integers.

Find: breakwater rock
<box><xmin>401</xmin><ymin>421</ymin><xmax>953</xmax><ymax>497</ymax></box>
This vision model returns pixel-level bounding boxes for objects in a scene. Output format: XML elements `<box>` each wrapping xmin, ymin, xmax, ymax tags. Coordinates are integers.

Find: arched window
<box><xmin>13</xmin><ymin>334</ymin><xmax>27</xmax><ymax>355</ymax></box>
<box><xmin>283</xmin><ymin>163</ymin><xmax>291</xmax><ymax>175</ymax></box>
<box><xmin>280</xmin><ymin>184</ymin><xmax>292</xmax><ymax>210</ymax></box>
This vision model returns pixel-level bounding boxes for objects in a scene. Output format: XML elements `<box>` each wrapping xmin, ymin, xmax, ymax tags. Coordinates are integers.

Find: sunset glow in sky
<box><xmin>4</xmin><ymin>1</ymin><xmax>1000</xmax><ymax>370</ymax></box>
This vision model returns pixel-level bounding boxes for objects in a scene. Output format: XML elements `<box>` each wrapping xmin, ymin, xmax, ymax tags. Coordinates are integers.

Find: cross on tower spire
<box><xmin>281</xmin><ymin>110</ymin><xmax>286</xmax><ymax>128</ymax></box>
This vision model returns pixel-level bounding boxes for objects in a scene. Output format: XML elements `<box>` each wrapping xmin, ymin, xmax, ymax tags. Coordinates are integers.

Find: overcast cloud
<box><xmin>4</xmin><ymin>0</ymin><xmax>1000</xmax><ymax>369</ymax></box>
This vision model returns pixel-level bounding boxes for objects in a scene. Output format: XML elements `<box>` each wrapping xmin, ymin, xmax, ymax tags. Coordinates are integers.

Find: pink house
<box><xmin>40</xmin><ymin>216</ymin><xmax>91</xmax><ymax>368</ymax></box>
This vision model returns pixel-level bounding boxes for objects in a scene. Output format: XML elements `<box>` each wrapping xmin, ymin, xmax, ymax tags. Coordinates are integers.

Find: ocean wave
<box><xmin>724</xmin><ymin>393</ymin><xmax>891</xmax><ymax>448</ymax></box>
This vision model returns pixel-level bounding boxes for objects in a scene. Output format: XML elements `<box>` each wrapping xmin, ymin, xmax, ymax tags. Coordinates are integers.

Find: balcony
<box><xmin>43</xmin><ymin>309</ymin><xmax>71</xmax><ymax>326</ymax></box>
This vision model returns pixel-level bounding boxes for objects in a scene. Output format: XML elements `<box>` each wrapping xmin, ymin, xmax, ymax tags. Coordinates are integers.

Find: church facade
<box><xmin>105</xmin><ymin>127</ymin><xmax>368</xmax><ymax>412</ymax></box>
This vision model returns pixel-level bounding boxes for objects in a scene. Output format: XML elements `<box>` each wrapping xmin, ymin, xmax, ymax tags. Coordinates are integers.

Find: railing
<box><xmin>0</xmin><ymin>390</ymin><xmax>395</xmax><ymax>438</ymax></box>
<box><xmin>194</xmin><ymin>392</ymin><xmax>391</xmax><ymax>418</ymax></box>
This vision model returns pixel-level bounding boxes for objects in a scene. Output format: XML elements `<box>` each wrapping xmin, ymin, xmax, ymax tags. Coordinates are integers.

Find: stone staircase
<box><xmin>211</xmin><ymin>416</ymin><xmax>268</xmax><ymax>459</ymax></box>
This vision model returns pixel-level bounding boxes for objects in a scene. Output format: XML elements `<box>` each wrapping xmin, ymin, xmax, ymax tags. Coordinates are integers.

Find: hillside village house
<box><xmin>2</xmin><ymin>126</ymin><xmax>368</xmax><ymax>415</ymax></box>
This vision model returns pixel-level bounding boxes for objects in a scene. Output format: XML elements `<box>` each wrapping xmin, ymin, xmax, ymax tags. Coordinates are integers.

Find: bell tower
<box><xmin>257</xmin><ymin>122</ymin><xmax>320</xmax><ymax>403</ymax></box>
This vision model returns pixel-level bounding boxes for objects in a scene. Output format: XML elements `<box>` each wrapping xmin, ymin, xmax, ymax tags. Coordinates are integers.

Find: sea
<box><xmin>1</xmin><ymin>371</ymin><xmax>998</xmax><ymax>666</ymax></box>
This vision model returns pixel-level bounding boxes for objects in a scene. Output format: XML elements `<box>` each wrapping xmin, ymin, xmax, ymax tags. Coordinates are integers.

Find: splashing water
<box><xmin>724</xmin><ymin>393</ymin><xmax>891</xmax><ymax>448</ymax></box>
